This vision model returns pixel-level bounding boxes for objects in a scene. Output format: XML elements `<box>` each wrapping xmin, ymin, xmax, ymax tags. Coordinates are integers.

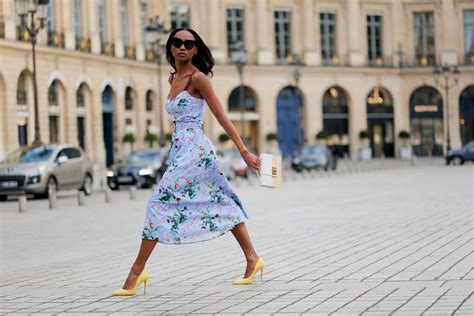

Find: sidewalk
<box><xmin>0</xmin><ymin>165</ymin><xmax>472</xmax><ymax>315</ymax></box>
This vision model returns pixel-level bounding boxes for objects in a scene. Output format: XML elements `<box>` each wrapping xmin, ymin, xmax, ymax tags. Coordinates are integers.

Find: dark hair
<box><xmin>166</xmin><ymin>28</ymin><xmax>214</xmax><ymax>76</ymax></box>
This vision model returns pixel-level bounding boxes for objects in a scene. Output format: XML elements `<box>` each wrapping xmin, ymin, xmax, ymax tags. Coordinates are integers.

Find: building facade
<box><xmin>1</xmin><ymin>0</ymin><xmax>473</xmax><ymax>171</ymax></box>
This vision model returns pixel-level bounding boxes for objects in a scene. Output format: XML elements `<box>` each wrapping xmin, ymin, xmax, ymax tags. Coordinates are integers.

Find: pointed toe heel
<box><xmin>233</xmin><ymin>258</ymin><xmax>266</xmax><ymax>285</ymax></box>
<box><xmin>112</xmin><ymin>269</ymin><xmax>149</xmax><ymax>296</ymax></box>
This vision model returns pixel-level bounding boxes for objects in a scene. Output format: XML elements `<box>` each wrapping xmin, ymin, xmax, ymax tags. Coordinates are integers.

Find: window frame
<box><xmin>366</xmin><ymin>14</ymin><xmax>383</xmax><ymax>66</ymax></box>
<box><xmin>274</xmin><ymin>9</ymin><xmax>292</xmax><ymax>63</ymax></box>
<box><xmin>320</xmin><ymin>11</ymin><xmax>337</xmax><ymax>65</ymax></box>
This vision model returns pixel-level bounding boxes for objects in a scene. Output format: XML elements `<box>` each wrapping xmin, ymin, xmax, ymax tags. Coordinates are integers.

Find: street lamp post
<box><xmin>230</xmin><ymin>41</ymin><xmax>247</xmax><ymax>145</ymax></box>
<box><xmin>16</xmin><ymin>0</ymin><xmax>48</xmax><ymax>146</ymax></box>
<box><xmin>145</xmin><ymin>16</ymin><xmax>169</xmax><ymax>148</ymax></box>
<box><xmin>433</xmin><ymin>63</ymin><xmax>460</xmax><ymax>155</ymax></box>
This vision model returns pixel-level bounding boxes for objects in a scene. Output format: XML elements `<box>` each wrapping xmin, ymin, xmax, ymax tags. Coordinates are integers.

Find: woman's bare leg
<box><xmin>122</xmin><ymin>239</ymin><xmax>158</xmax><ymax>290</ymax></box>
<box><xmin>231</xmin><ymin>222</ymin><xmax>260</xmax><ymax>278</ymax></box>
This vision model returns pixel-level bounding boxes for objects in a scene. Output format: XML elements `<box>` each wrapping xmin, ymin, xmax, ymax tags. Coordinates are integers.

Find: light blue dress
<box><xmin>141</xmin><ymin>80</ymin><xmax>248</xmax><ymax>244</ymax></box>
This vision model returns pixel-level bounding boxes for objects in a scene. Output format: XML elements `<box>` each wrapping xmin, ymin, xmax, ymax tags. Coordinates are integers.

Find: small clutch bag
<box><xmin>258</xmin><ymin>153</ymin><xmax>282</xmax><ymax>188</ymax></box>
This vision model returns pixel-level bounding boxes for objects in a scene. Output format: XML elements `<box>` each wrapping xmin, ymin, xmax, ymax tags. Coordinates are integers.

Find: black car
<box><xmin>446</xmin><ymin>141</ymin><xmax>474</xmax><ymax>165</ymax></box>
<box><xmin>107</xmin><ymin>149</ymin><xmax>169</xmax><ymax>189</ymax></box>
<box><xmin>291</xmin><ymin>144</ymin><xmax>337</xmax><ymax>172</ymax></box>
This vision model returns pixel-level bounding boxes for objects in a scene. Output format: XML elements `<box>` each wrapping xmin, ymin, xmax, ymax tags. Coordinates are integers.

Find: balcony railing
<box><xmin>76</xmin><ymin>37</ymin><xmax>91</xmax><ymax>52</ymax></box>
<box><xmin>101</xmin><ymin>42</ymin><xmax>115</xmax><ymax>56</ymax></box>
<box><xmin>47</xmin><ymin>31</ymin><xmax>64</xmax><ymax>48</ymax></box>
<box><xmin>0</xmin><ymin>22</ymin><xmax>5</xmax><ymax>39</ymax></box>
<box><xmin>16</xmin><ymin>25</ymin><xmax>29</xmax><ymax>42</ymax></box>
<box><xmin>413</xmin><ymin>54</ymin><xmax>436</xmax><ymax>66</ymax></box>
<box><xmin>145</xmin><ymin>49</ymin><xmax>156</xmax><ymax>62</ymax></box>
<box><xmin>125</xmin><ymin>46</ymin><xmax>136</xmax><ymax>60</ymax></box>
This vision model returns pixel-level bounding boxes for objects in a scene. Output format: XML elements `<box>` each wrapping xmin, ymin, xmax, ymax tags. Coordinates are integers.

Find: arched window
<box><xmin>409</xmin><ymin>86</ymin><xmax>443</xmax><ymax>156</ymax></box>
<box><xmin>48</xmin><ymin>80</ymin><xmax>59</xmax><ymax>106</ymax></box>
<box><xmin>77</xmin><ymin>83</ymin><xmax>86</xmax><ymax>107</ymax></box>
<box><xmin>125</xmin><ymin>87</ymin><xmax>134</xmax><ymax>110</ymax></box>
<box><xmin>146</xmin><ymin>90</ymin><xmax>154</xmax><ymax>112</ymax></box>
<box><xmin>459</xmin><ymin>85</ymin><xmax>474</xmax><ymax>145</ymax></box>
<box><xmin>322</xmin><ymin>86</ymin><xmax>350</xmax><ymax>157</ymax></box>
<box><xmin>17</xmin><ymin>72</ymin><xmax>27</xmax><ymax>105</ymax></box>
<box><xmin>228</xmin><ymin>86</ymin><xmax>257</xmax><ymax>112</ymax></box>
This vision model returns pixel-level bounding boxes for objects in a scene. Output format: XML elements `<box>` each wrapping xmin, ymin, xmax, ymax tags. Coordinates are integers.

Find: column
<box><xmin>346</xmin><ymin>0</ymin><xmax>364</xmax><ymax>66</ymax></box>
<box><xmin>135</xmin><ymin>90</ymin><xmax>146</xmax><ymax>150</ymax></box>
<box><xmin>207</xmin><ymin>0</ymin><xmax>226</xmax><ymax>63</ymax></box>
<box><xmin>3</xmin><ymin>0</ymin><xmax>16</xmax><ymax>40</ymax></box>
<box><xmin>88</xmin><ymin>0</ymin><xmax>101</xmax><ymax>54</ymax></box>
<box><xmin>63</xmin><ymin>0</ymin><xmax>75</xmax><ymax>50</ymax></box>
<box><xmin>256</xmin><ymin>0</ymin><xmax>274</xmax><ymax>65</ymax></box>
<box><xmin>110</xmin><ymin>0</ymin><xmax>124</xmax><ymax>58</ymax></box>
<box><xmin>441</xmin><ymin>0</ymin><xmax>458</xmax><ymax>65</ymax></box>
<box><xmin>302</xmin><ymin>0</ymin><xmax>320</xmax><ymax>65</ymax></box>
<box><xmin>131</xmin><ymin>0</ymin><xmax>145</xmax><ymax>61</ymax></box>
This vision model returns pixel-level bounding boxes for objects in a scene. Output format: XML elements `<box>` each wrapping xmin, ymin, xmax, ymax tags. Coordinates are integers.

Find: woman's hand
<box><xmin>241</xmin><ymin>149</ymin><xmax>260</xmax><ymax>172</ymax></box>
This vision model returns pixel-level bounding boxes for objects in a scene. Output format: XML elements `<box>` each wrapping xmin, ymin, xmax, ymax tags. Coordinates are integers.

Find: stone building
<box><xmin>0</xmin><ymin>0</ymin><xmax>473</xmax><ymax>171</ymax></box>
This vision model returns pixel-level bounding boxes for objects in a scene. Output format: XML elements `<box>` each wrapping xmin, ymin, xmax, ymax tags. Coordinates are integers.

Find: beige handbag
<box><xmin>258</xmin><ymin>153</ymin><xmax>282</xmax><ymax>188</ymax></box>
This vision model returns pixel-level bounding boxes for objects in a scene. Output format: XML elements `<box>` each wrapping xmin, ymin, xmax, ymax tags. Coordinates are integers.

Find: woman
<box><xmin>112</xmin><ymin>28</ymin><xmax>265</xmax><ymax>296</ymax></box>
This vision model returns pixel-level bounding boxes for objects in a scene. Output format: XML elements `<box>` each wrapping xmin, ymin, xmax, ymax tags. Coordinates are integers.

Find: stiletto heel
<box><xmin>233</xmin><ymin>258</ymin><xmax>266</xmax><ymax>285</ymax></box>
<box><xmin>112</xmin><ymin>269</ymin><xmax>149</xmax><ymax>296</ymax></box>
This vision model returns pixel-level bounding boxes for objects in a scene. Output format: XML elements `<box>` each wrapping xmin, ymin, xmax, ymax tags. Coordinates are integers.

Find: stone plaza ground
<box><xmin>0</xmin><ymin>161</ymin><xmax>473</xmax><ymax>315</ymax></box>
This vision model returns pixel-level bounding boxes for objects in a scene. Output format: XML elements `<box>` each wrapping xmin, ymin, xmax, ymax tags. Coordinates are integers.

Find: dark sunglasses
<box><xmin>171</xmin><ymin>38</ymin><xmax>196</xmax><ymax>50</ymax></box>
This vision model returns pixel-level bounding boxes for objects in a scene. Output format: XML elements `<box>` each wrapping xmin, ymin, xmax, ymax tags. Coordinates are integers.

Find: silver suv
<box><xmin>0</xmin><ymin>144</ymin><xmax>93</xmax><ymax>200</ymax></box>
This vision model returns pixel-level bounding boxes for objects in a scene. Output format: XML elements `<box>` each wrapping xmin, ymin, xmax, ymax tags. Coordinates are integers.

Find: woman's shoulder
<box><xmin>192</xmin><ymin>70</ymin><xmax>211</xmax><ymax>85</ymax></box>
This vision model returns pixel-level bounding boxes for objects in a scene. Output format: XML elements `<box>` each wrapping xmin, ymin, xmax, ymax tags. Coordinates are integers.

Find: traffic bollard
<box><xmin>78</xmin><ymin>191</ymin><xmax>85</xmax><ymax>206</ymax></box>
<box><xmin>104</xmin><ymin>187</ymin><xmax>112</xmax><ymax>203</ymax></box>
<box><xmin>18</xmin><ymin>195</ymin><xmax>27</xmax><ymax>213</ymax></box>
<box><xmin>129</xmin><ymin>186</ymin><xmax>137</xmax><ymax>200</ymax></box>
<box><xmin>48</xmin><ymin>191</ymin><xmax>57</xmax><ymax>209</ymax></box>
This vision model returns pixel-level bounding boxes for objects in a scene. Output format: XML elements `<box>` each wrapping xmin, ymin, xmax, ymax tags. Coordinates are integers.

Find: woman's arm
<box><xmin>193</xmin><ymin>72</ymin><xmax>260</xmax><ymax>171</ymax></box>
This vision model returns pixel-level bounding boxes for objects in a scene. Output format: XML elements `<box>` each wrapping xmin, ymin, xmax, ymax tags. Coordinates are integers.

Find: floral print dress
<box><xmin>142</xmin><ymin>74</ymin><xmax>248</xmax><ymax>244</ymax></box>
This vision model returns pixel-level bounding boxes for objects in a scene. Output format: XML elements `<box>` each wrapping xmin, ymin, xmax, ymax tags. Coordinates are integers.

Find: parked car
<box><xmin>291</xmin><ymin>144</ymin><xmax>337</xmax><ymax>172</ymax></box>
<box><xmin>446</xmin><ymin>141</ymin><xmax>474</xmax><ymax>165</ymax></box>
<box><xmin>107</xmin><ymin>149</ymin><xmax>168</xmax><ymax>190</ymax></box>
<box><xmin>216</xmin><ymin>148</ymin><xmax>248</xmax><ymax>180</ymax></box>
<box><xmin>0</xmin><ymin>144</ymin><xmax>93</xmax><ymax>200</ymax></box>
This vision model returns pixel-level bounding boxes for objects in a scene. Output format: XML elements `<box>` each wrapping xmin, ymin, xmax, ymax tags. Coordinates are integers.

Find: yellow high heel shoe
<box><xmin>233</xmin><ymin>258</ymin><xmax>265</xmax><ymax>285</ymax></box>
<box><xmin>112</xmin><ymin>268</ymin><xmax>149</xmax><ymax>296</ymax></box>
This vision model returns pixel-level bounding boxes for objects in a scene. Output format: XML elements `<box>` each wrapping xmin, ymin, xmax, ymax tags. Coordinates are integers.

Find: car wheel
<box><xmin>451</xmin><ymin>156</ymin><xmax>464</xmax><ymax>165</ymax></box>
<box><xmin>80</xmin><ymin>174</ymin><xmax>93</xmax><ymax>195</ymax></box>
<box><xmin>0</xmin><ymin>195</ymin><xmax>7</xmax><ymax>202</ymax></box>
<box><xmin>37</xmin><ymin>177</ymin><xmax>57</xmax><ymax>199</ymax></box>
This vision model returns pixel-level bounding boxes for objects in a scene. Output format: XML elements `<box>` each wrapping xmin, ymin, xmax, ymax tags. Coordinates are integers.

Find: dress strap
<box><xmin>184</xmin><ymin>70</ymin><xmax>198</xmax><ymax>91</ymax></box>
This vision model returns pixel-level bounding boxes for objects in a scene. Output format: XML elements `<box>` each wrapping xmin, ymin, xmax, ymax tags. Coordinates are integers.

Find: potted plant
<box><xmin>265</xmin><ymin>132</ymin><xmax>280</xmax><ymax>155</ymax></box>
<box><xmin>266</xmin><ymin>132</ymin><xmax>278</xmax><ymax>142</ymax></box>
<box><xmin>398</xmin><ymin>130</ymin><xmax>412</xmax><ymax>159</ymax></box>
<box><xmin>358</xmin><ymin>130</ymin><xmax>372</xmax><ymax>160</ymax></box>
<box><xmin>218</xmin><ymin>133</ymin><xmax>230</xmax><ymax>148</ymax></box>
<box><xmin>144</xmin><ymin>132</ymin><xmax>158</xmax><ymax>148</ymax></box>
<box><xmin>122</xmin><ymin>133</ymin><xmax>136</xmax><ymax>154</ymax></box>
<box><xmin>315</xmin><ymin>130</ymin><xmax>329</xmax><ymax>144</ymax></box>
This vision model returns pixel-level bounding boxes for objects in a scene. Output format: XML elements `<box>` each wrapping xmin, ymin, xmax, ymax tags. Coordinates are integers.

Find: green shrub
<box><xmin>144</xmin><ymin>133</ymin><xmax>158</xmax><ymax>147</ymax></box>
<box><xmin>398</xmin><ymin>130</ymin><xmax>410</xmax><ymax>139</ymax></box>
<box><xmin>316</xmin><ymin>130</ymin><xmax>329</xmax><ymax>140</ymax></box>
<box><xmin>359</xmin><ymin>130</ymin><xmax>369</xmax><ymax>139</ymax></box>
<box><xmin>122</xmin><ymin>133</ymin><xmax>136</xmax><ymax>144</ymax></box>
<box><xmin>266</xmin><ymin>132</ymin><xmax>278</xmax><ymax>141</ymax></box>
<box><xmin>218</xmin><ymin>133</ymin><xmax>230</xmax><ymax>143</ymax></box>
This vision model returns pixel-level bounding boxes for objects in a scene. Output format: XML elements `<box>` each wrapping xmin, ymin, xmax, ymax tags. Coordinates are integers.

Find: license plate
<box><xmin>117</xmin><ymin>176</ymin><xmax>133</xmax><ymax>183</ymax></box>
<box><xmin>0</xmin><ymin>181</ymin><xmax>18</xmax><ymax>188</ymax></box>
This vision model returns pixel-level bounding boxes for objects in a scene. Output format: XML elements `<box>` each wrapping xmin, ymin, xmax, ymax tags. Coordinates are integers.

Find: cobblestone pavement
<box><xmin>0</xmin><ymin>164</ymin><xmax>472</xmax><ymax>315</ymax></box>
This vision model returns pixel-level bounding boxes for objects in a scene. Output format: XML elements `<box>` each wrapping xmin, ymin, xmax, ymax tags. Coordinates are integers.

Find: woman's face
<box><xmin>170</xmin><ymin>30</ymin><xmax>198</xmax><ymax>62</ymax></box>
